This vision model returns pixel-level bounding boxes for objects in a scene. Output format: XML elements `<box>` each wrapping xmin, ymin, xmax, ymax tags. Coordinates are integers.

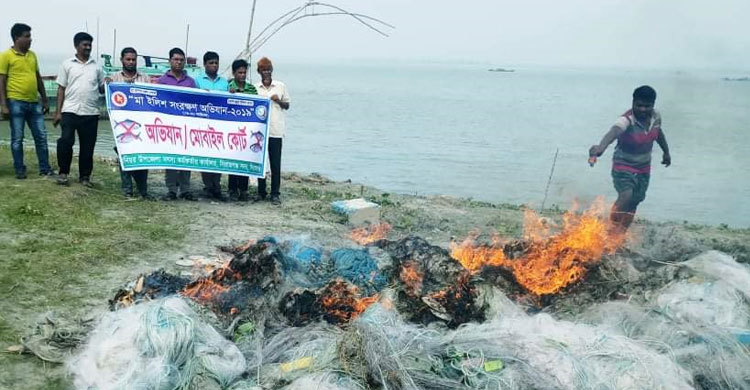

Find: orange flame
<box><xmin>181</xmin><ymin>261</ymin><xmax>237</xmax><ymax>303</ymax></box>
<box><xmin>399</xmin><ymin>261</ymin><xmax>424</xmax><ymax>296</ymax></box>
<box><xmin>318</xmin><ymin>280</ymin><xmax>379</xmax><ymax>323</ymax></box>
<box><xmin>451</xmin><ymin>233</ymin><xmax>508</xmax><ymax>272</ymax></box>
<box><xmin>451</xmin><ymin>198</ymin><xmax>625</xmax><ymax>295</ymax></box>
<box><xmin>523</xmin><ymin>208</ymin><xmax>555</xmax><ymax>242</ymax></box>
<box><xmin>354</xmin><ymin>295</ymin><xmax>380</xmax><ymax>313</ymax></box>
<box><xmin>350</xmin><ymin>223</ymin><xmax>392</xmax><ymax>245</ymax></box>
<box><xmin>180</xmin><ymin>278</ymin><xmax>230</xmax><ymax>302</ymax></box>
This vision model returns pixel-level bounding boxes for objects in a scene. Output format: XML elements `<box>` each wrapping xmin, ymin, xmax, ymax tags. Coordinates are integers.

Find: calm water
<box><xmin>4</xmin><ymin>61</ymin><xmax>749</xmax><ymax>227</ymax></box>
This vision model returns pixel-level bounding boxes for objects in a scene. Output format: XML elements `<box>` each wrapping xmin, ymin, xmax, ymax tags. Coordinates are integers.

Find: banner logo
<box><xmin>111</xmin><ymin>91</ymin><xmax>128</xmax><ymax>107</ymax></box>
<box><xmin>255</xmin><ymin>105</ymin><xmax>267</xmax><ymax>121</ymax></box>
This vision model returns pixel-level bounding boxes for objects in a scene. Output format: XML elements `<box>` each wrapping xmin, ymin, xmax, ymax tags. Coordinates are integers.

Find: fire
<box><xmin>180</xmin><ymin>278</ymin><xmax>230</xmax><ymax>302</ymax></box>
<box><xmin>421</xmin><ymin>273</ymin><xmax>480</xmax><ymax>325</ymax></box>
<box><xmin>354</xmin><ymin>295</ymin><xmax>380</xmax><ymax>313</ymax></box>
<box><xmin>350</xmin><ymin>223</ymin><xmax>392</xmax><ymax>245</ymax></box>
<box><xmin>399</xmin><ymin>261</ymin><xmax>424</xmax><ymax>296</ymax></box>
<box><xmin>522</xmin><ymin>209</ymin><xmax>555</xmax><ymax>242</ymax></box>
<box><xmin>450</xmin><ymin>233</ymin><xmax>508</xmax><ymax>272</ymax></box>
<box><xmin>318</xmin><ymin>280</ymin><xmax>379</xmax><ymax>324</ymax></box>
<box><xmin>450</xmin><ymin>198</ymin><xmax>625</xmax><ymax>296</ymax></box>
<box><xmin>180</xmin><ymin>261</ymin><xmax>236</xmax><ymax>303</ymax></box>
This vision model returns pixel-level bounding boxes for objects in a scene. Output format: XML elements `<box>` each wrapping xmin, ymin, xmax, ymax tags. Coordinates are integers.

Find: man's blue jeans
<box><xmin>8</xmin><ymin>99</ymin><xmax>52</xmax><ymax>174</ymax></box>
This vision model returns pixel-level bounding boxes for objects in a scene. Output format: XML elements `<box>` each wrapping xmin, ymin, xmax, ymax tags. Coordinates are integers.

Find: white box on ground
<box><xmin>331</xmin><ymin>198</ymin><xmax>380</xmax><ymax>225</ymax></box>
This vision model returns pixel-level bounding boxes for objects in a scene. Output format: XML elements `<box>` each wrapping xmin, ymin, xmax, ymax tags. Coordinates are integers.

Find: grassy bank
<box><xmin>0</xmin><ymin>146</ymin><xmax>187</xmax><ymax>388</ymax></box>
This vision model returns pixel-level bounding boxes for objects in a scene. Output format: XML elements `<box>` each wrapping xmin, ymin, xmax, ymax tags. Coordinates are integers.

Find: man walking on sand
<box><xmin>0</xmin><ymin>23</ymin><xmax>54</xmax><ymax>179</ymax></box>
<box><xmin>105</xmin><ymin>47</ymin><xmax>152</xmax><ymax>199</ymax></box>
<box><xmin>253</xmin><ymin>57</ymin><xmax>290</xmax><ymax>206</ymax></box>
<box><xmin>195</xmin><ymin>51</ymin><xmax>229</xmax><ymax>201</ymax></box>
<box><xmin>156</xmin><ymin>47</ymin><xmax>196</xmax><ymax>201</ymax></box>
<box><xmin>589</xmin><ymin>85</ymin><xmax>671</xmax><ymax>232</ymax></box>
<box><xmin>54</xmin><ymin>32</ymin><xmax>104</xmax><ymax>187</ymax></box>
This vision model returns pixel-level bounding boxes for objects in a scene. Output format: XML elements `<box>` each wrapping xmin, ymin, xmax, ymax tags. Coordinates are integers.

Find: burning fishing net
<box><xmin>32</xmin><ymin>199</ymin><xmax>749</xmax><ymax>390</ymax></box>
<box><xmin>279</xmin><ymin>279</ymin><xmax>380</xmax><ymax>326</ymax></box>
<box><xmin>350</xmin><ymin>222</ymin><xmax>392</xmax><ymax>245</ymax></box>
<box><xmin>69</xmin><ymin>297</ymin><xmax>246</xmax><ymax>390</ymax></box>
<box><xmin>110</xmin><ymin>270</ymin><xmax>190</xmax><ymax>310</ymax></box>
<box><xmin>277</xmin><ymin>239</ymin><xmax>327</xmax><ymax>288</ymax></box>
<box><xmin>451</xmin><ymin>199</ymin><xmax>626</xmax><ymax>297</ymax></box>
<box><xmin>331</xmin><ymin>248</ymin><xmax>388</xmax><ymax>295</ymax></box>
<box><xmin>380</xmin><ymin>236</ymin><xmax>486</xmax><ymax>328</ymax></box>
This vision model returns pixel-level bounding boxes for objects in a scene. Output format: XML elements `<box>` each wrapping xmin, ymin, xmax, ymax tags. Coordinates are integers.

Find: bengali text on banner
<box><xmin>106</xmin><ymin>82</ymin><xmax>271</xmax><ymax>177</ymax></box>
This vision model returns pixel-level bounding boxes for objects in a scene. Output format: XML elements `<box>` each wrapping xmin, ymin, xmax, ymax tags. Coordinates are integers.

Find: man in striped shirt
<box><xmin>589</xmin><ymin>85</ymin><xmax>671</xmax><ymax>232</ymax></box>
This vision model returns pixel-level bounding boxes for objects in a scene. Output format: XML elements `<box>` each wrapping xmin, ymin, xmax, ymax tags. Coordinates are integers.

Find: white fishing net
<box><xmin>69</xmin><ymin>297</ymin><xmax>246</xmax><ymax>390</ymax></box>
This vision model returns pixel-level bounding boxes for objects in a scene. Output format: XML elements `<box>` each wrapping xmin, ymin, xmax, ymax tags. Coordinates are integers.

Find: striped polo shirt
<box><xmin>612</xmin><ymin>109</ymin><xmax>661</xmax><ymax>174</ymax></box>
<box><xmin>228</xmin><ymin>79</ymin><xmax>257</xmax><ymax>94</ymax></box>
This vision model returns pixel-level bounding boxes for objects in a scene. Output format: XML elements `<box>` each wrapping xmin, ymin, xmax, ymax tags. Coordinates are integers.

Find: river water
<box><xmin>4</xmin><ymin>61</ymin><xmax>748</xmax><ymax>227</ymax></box>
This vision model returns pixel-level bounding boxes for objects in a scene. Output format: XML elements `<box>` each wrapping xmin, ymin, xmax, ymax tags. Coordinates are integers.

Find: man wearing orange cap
<box><xmin>253</xmin><ymin>57</ymin><xmax>290</xmax><ymax>205</ymax></box>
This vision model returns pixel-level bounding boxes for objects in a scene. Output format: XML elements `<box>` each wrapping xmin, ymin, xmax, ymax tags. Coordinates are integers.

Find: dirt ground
<box><xmin>1</xmin><ymin>155</ymin><xmax>749</xmax><ymax>389</ymax></box>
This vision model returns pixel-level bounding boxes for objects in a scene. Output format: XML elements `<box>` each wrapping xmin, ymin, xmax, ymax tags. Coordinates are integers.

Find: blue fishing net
<box><xmin>330</xmin><ymin>248</ymin><xmax>388</xmax><ymax>295</ymax></box>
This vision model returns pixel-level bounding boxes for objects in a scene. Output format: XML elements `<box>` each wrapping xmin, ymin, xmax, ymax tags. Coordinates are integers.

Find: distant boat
<box><xmin>722</xmin><ymin>76</ymin><xmax>750</xmax><ymax>82</ymax></box>
<box><xmin>488</xmin><ymin>68</ymin><xmax>515</xmax><ymax>73</ymax></box>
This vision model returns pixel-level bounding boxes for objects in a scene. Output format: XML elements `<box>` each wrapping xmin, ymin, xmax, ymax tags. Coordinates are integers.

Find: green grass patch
<box><xmin>0</xmin><ymin>145</ymin><xmax>187</xmax><ymax>388</ymax></box>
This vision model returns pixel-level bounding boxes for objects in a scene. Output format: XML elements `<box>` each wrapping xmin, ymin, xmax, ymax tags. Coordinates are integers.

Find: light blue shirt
<box><xmin>195</xmin><ymin>72</ymin><xmax>229</xmax><ymax>91</ymax></box>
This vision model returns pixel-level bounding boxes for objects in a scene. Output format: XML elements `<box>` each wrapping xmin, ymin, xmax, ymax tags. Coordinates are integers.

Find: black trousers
<box><xmin>201</xmin><ymin>172</ymin><xmax>222</xmax><ymax>193</ymax></box>
<box><xmin>257</xmin><ymin>137</ymin><xmax>282</xmax><ymax>197</ymax></box>
<box><xmin>165</xmin><ymin>169</ymin><xmax>191</xmax><ymax>195</ymax></box>
<box><xmin>114</xmin><ymin>147</ymin><xmax>148</xmax><ymax>196</ymax></box>
<box><xmin>57</xmin><ymin>113</ymin><xmax>98</xmax><ymax>178</ymax></box>
<box><xmin>121</xmin><ymin>169</ymin><xmax>149</xmax><ymax>196</ymax></box>
<box><xmin>228</xmin><ymin>175</ymin><xmax>249</xmax><ymax>194</ymax></box>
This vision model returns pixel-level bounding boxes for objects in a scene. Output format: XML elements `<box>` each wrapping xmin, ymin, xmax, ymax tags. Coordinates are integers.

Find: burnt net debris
<box><xmin>18</xmin><ymin>217</ymin><xmax>750</xmax><ymax>389</ymax></box>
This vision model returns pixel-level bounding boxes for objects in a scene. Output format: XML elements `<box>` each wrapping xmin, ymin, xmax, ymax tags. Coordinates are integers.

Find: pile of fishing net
<box><xmin>344</xmin><ymin>294</ymin><xmax>694</xmax><ymax>389</ymax></box>
<box><xmin>69</xmin><ymin>297</ymin><xmax>246</xmax><ymax>389</ymax></box>
<box><xmin>252</xmin><ymin>237</ymin><xmax>389</xmax><ymax>294</ymax></box>
<box><xmin>63</xmin><ymin>247</ymin><xmax>750</xmax><ymax>389</ymax></box>
<box><xmin>580</xmin><ymin>250</ymin><xmax>750</xmax><ymax>389</ymax></box>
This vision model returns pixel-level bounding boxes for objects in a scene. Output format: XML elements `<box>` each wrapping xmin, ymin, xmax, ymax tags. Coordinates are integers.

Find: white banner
<box><xmin>106</xmin><ymin>82</ymin><xmax>271</xmax><ymax>177</ymax></box>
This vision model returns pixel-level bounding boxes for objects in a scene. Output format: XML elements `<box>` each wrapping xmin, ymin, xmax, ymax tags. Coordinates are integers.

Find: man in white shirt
<box><xmin>53</xmin><ymin>32</ymin><xmax>104</xmax><ymax>187</ymax></box>
<box><xmin>253</xmin><ymin>57</ymin><xmax>290</xmax><ymax>205</ymax></box>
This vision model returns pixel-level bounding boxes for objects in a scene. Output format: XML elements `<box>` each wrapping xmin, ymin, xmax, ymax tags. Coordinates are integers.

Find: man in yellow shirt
<box><xmin>0</xmin><ymin>23</ymin><xmax>52</xmax><ymax>179</ymax></box>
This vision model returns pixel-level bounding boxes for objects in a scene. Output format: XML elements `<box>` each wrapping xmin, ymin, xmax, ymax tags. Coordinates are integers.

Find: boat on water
<box><xmin>41</xmin><ymin>54</ymin><xmax>204</xmax><ymax>118</ymax></box>
<box><xmin>488</xmin><ymin>67</ymin><xmax>515</xmax><ymax>73</ymax></box>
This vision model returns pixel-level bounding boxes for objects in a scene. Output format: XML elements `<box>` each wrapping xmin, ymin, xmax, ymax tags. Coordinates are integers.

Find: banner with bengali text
<box><xmin>106</xmin><ymin>82</ymin><xmax>271</xmax><ymax>177</ymax></box>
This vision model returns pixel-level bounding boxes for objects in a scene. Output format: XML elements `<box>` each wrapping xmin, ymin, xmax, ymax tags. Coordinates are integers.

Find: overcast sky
<box><xmin>2</xmin><ymin>0</ymin><xmax>749</xmax><ymax>71</ymax></box>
